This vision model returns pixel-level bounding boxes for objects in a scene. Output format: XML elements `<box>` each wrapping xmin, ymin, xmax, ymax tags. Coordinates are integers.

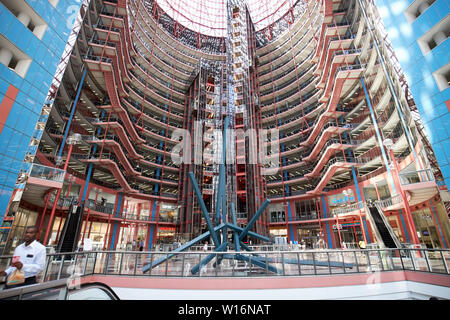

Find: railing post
<box><xmin>133</xmin><ymin>253</ymin><xmax>138</xmax><ymax>276</ymax></box>
<box><xmin>82</xmin><ymin>252</ymin><xmax>89</xmax><ymax>276</ymax></box>
<box><xmin>377</xmin><ymin>250</ymin><xmax>384</xmax><ymax>271</ymax></box>
<box><xmin>312</xmin><ymin>252</ymin><xmax>317</xmax><ymax>275</ymax></box>
<box><xmin>105</xmin><ymin>253</ymin><xmax>110</xmax><ymax>275</ymax></box>
<box><xmin>148</xmin><ymin>253</ymin><xmax>154</xmax><ymax>276</ymax></box>
<box><xmin>423</xmin><ymin>249</ymin><xmax>431</xmax><ymax>272</ymax></box>
<box><xmin>92</xmin><ymin>252</ymin><xmax>98</xmax><ymax>275</ymax></box>
<box><xmin>57</xmin><ymin>255</ymin><xmax>65</xmax><ymax>280</ymax></box>
<box><xmin>409</xmin><ymin>249</ymin><xmax>416</xmax><ymax>271</ymax></box>
<box><xmin>365</xmin><ymin>251</ymin><xmax>372</xmax><ymax>272</ymax></box>
<box><xmin>181</xmin><ymin>253</ymin><xmax>186</xmax><ymax>277</ymax></box>
<box><xmin>197</xmin><ymin>253</ymin><xmax>201</xmax><ymax>277</ymax></box>
<box><xmin>281</xmin><ymin>253</ymin><xmax>285</xmax><ymax>276</ymax></box>
<box><xmin>42</xmin><ymin>255</ymin><xmax>51</xmax><ymax>282</ymax></box>
<box><xmin>118</xmin><ymin>253</ymin><xmax>123</xmax><ymax>275</ymax></box>
<box><xmin>388</xmin><ymin>249</ymin><xmax>395</xmax><ymax>270</ymax></box>
<box><xmin>399</xmin><ymin>249</ymin><xmax>405</xmax><ymax>270</ymax></box>
<box><xmin>326</xmin><ymin>252</ymin><xmax>331</xmax><ymax>274</ymax></box>
<box><xmin>164</xmin><ymin>253</ymin><xmax>169</xmax><ymax>276</ymax></box>
<box><xmin>440</xmin><ymin>250</ymin><xmax>449</xmax><ymax>274</ymax></box>
<box><xmin>353</xmin><ymin>251</ymin><xmax>360</xmax><ymax>273</ymax></box>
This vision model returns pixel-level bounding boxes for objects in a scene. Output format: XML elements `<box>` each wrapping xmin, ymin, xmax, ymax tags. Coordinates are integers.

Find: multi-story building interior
<box><xmin>0</xmin><ymin>0</ymin><xmax>449</xmax><ymax>254</ymax></box>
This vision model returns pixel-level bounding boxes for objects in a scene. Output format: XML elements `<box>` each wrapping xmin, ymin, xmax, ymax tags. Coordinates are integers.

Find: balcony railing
<box><xmin>0</xmin><ymin>248</ymin><xmax>448</xmax><ymax>281</ymax></box>
<box><xmin>399</xmin><ymin>169</ymin><xmax>435</xmax><ymax>186</ymax></box>
<box><xmin>29</xmin><ymin>164</ymin><xmax>66</xmax><ymax>184</ymax></box>
<box><xmin>375</xmin><ymin>195</ymin><xmax>403</xmax><ymax>210</ymax></box>
<box><xmin>332</xmin><ymin>201</ymin><xmax>364</xmax><ymax>216</ymax></box>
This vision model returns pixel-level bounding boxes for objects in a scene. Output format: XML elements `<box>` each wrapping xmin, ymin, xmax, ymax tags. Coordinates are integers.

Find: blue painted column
<box><xmin>80</xmin><ymin>110</ymin><xmax>106</xmax><ymax>203</ymax></box>
<box><xmin>279</xmin><ymin>128</ymin><xmax>294</xmax><ymax>242</ymax></box>
<box><xmin>398</xmin><ymin>209</ymin><xmax>411</xmax><ymax>243</ymax></box>
<box><xmin>361</xmin><ymin>77</ymin><xmax>397</xmax><ymax>195</ymax></box>
<box><xmin>358</xmin><ymin>0</ymin><xmax>421</xmax><ymax>169</ymax></box>
<box><xmin>321</xmin><ymin>195</ymin><xmax>333</xmax><ymax>248</ymax></box>
<box><xmin>110</xmin><ymin>192</ymin><xmax>123</xmax><ymax>250</ymax></box>
<box><xmin>58</xmin><ymin>67</ymin><xmax>87</xmax><ymax>159</ymax></box>
<box><xmin>351</xmin><ymin>166</ymin><xmax>370</xmax><ymax>244</ymax></box>
<box><xmin>429</xmin><ymin>201</ymin><xmax>447</xmax><ymax>248</ymax></box>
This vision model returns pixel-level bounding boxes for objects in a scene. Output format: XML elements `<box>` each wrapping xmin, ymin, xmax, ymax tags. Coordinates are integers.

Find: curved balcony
<box><xmin>256</xmin><ymin>0</ymin><xmax>320</xmax><ymax>60</ymax></box>
<box><xmin>315</xmin><ymin>24</ymin><xmax>353</xmax><ymax>74</ymax></box>
<box><xmin>122</xmin><ymin>96</ymin><xmax>182</xmax><ymax>133</ymax></box>
<box><xmin>259</xmin><ymin>59</ymin><xmax>316</xmax><ymax>92</ymax></box>
<box><xmin>260</xmin><ymin>86</ymin><xmax>321</xmax><ymax>114</ymax></box>
<box><xmin>260</xmin><ymin>75</ymin><xmax>317</xmax><ymax>106</ymax></box>
<box><xmin>130</xmin><ymin>23</ymin><xmax>195</xmax><ymax>81</ymax></box>
<box><xmin>257</xmin><ymin>5</ymin><xmax>322</xmax><ymax>71</ymax></box>
<box><xmin>258</xmin><ymin>39</ymin><xmax>316</xmax><ymax>80</ymax></box>
<box><xmin>124</xmin><ymin>83</ymin><xmax>184</xmax><ymax>122</ymax></box>
<box><xmin>128</xmin><ymin>0</ymin><xmax>223</xmax><ymax>63</ymax></box>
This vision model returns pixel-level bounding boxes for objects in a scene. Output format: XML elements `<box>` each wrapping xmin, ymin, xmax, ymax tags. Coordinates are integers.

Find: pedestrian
<box><xmin>203</xmin><ymin>242</ymin><xmax>208</xmax><ymax>252</ymax></box>
<box><xmin>139</xmin><ymin>240</ymin><xmax>144</xmax><ymax>251</ymax></box>
<box><xmin>132</xmin><ymin>240</ymin><xmax>136</xmax><ymax>251</ymax></box>
<box><xmin>0</xmin><ymin>226</ymin><xmax>46</xmax><ymax>289</ymax></box>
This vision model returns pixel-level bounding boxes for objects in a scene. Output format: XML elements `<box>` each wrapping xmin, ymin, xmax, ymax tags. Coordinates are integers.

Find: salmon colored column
<box><xmin>0</xmin><ymin>85</ymin><xmax>19</xmax><ymax>135</ymax></box>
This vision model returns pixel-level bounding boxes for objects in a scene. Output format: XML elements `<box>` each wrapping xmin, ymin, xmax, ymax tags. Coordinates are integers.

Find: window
<box><xmin>404</xmin><ymin>0</ymin><xmax>436</xmax><ymax>23</ymax></box>
<box><xmin>0</xmin><ymin>35</ymin><xmax>32</xmax><ymax>78</ymax></box>
<box><xmin>433</xmin><ymin>63</ymin><xmax>450</xmax><ymax>91</ymax></box>
<box><xmin>417</xmin><ymin>15</ymin><xmax>450</xmax><ymax>55</ymax></box>
<box><xmin>48</xmin><ymin>0</ymin><xmax>59</xmax><ymax>8</ymax></box>
<box><xmin>1</xmin><ymin>0</ymin><xmax>48</xmax><ymax>40</ymax></box>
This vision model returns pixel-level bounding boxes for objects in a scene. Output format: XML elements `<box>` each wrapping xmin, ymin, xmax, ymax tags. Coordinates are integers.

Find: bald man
<box><xmin>0</xmin><ymin>226</ymin><xmax>46</xmax><ymax>289</ymax></box>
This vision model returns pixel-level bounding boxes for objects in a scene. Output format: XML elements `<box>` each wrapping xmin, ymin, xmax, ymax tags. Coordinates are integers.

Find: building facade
<box><xmin>374</xmin><ymin>0</ymin><xmax>450</xmax><ymax>187</ymax></box>
<box><xmin>0</xmin><ymin>0</ymin><xmax>449</xmax><ymax>254</ymax></box>
<box><xmin>0</xmin><ymin>0</ymin><xmax>85</xmax><ymax>251</ymax></box>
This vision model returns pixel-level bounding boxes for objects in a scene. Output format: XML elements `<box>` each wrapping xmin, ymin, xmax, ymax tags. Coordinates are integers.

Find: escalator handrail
<box><xmin>0</xmin><ymin>278</ymin><xmax>120</xmax><ymax>300</ymax></box>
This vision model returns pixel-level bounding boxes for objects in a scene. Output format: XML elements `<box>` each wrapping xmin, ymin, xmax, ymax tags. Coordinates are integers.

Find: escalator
<box><xmin>365</xmin><ymin>203</ymin><xmax>401</xmax><ymax>248</ymax></box>
<box><xmin>0</xmin><ymin>278</ymin><xmax>120</xmax><ymax>300</ymax></box>
<box><xmin>57</xmin><ymin>202</ymin><xmax>85</xmax><ymax>254</ymax></box>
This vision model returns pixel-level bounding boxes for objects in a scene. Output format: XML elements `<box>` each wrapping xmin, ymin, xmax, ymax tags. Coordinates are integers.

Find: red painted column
<box><xmin>0</xmin><ymin>85</ymin><xmax>19</xmax><ymax>135</ymax></box>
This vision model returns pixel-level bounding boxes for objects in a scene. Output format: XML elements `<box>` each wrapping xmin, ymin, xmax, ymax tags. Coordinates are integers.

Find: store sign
<box><xmin>332</xmin><ymin>224</ymin><xmax>343</xmax><ymax>230</ymax></box>
<box><xmin>328</xmin><ymin>190</ymin><xmax>355</xmax><ymax>207</ymax></box>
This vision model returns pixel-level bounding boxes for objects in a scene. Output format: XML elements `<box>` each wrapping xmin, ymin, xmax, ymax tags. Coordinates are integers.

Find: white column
<box><xmin>17</xmin><ymin>12</ymin><xmax>31</xmax><ymax>28</ymax></box>
<box><xmin>0</xmin><ymin>48</ymin><xmax>13</xmax><ymax>67</ymax></box>
<box><xmin>417</xmin><ymin>2</ymin><xmax>430</xmax><ymax>15</ymax></box>
<box><xmin>433</xmin><ymin>31</ymin><xmax>447</xmax><ymax>47</ymax></box>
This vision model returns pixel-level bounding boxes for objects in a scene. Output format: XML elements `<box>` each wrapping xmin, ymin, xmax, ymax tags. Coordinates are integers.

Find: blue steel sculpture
<box><xmin>142</xmin><ymin>116</ymin><xmax>352</xmax><ymax>275</ymax></box>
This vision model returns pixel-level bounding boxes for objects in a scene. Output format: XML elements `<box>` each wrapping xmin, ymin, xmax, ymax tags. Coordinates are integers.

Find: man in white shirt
<box><xmin>0</xmin><ymin>226</ymin><xmax>46</xmax><ymax>289</ymax></box>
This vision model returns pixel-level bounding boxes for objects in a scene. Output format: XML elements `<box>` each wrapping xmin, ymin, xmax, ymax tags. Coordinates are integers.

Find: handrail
<box><xmin>0</xmin><ymin>248</ymin><xmax>448</xmax><ymax>282</ymax></box>
<box><xmin>28</xmin><ymin>164</ymin><xmax>66</xmax><ymax>183</ymax></box>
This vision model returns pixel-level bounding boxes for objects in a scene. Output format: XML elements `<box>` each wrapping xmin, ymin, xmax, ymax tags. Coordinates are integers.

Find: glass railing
<box><xmin>29</xmin><ymin>164</ymin><xmax>66</xmax><ymax>184</ymax></box>
<box><xmin>0</xmin><ymin>248</ymin><xmax>448</xmax><ymax>281</ymax></box>
<box><xmin>399</xmin><ymin>169</ymin><xmax>434</xmax><ymax>186</ymax></box>
<box><xmin>332</xmin><ymin>201</ymin><xmax>364</xmax><ymax>216</ymax></box>
<box><xmin>375</xmin><ymin>195</ymin><xmax>403</xmax><ymax>209</ymax></box>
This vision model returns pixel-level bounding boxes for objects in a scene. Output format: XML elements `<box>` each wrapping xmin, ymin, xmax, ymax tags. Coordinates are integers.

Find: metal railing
<box><xmin>399</xmin><ymin>168</ymin><xmax>434</xmax><ymax>186</ymax></box>
<box><xmin>332</xmin><ymin>201</ymin><xmax>364</xmax><ymax>216</ymax></box>
<box><xmin>29</xmin><ymin>164</ymin><xmax>66</xmax><ymax>184</ymax></box>
<box><xmin>0</xmin><ymin>248</ymin><xmax>448</xmax><ymax>281</ymax></box>
<box><xmin>375</xmin><ymin>194</ymin><xmax>403</xmax><ymax>209</ymax></box>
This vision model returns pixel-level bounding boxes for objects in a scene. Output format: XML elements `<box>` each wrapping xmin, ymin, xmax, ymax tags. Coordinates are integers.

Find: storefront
<box><xmin>297</xmin><ymin>223</ymin><xmax>321</xmax><ymax>248</ymax></box>
<box><xmin>269</xmin><ymin>226</ymin><xmax>287</xmax><ymax>239</ymax></box>
<box><xmin>157</xmin><ymin>226</ymin><xmax>176</xmax><ymax>243</ymax></box>
<box><xmin>332</xmin><ymin>222</ymin><xmax>363</xmax><ymax>249</ymax></box>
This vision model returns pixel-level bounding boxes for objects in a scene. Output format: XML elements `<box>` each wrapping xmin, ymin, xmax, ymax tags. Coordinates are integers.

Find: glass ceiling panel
<box><xmin>156</xmin><ymin>0</ymin><xmax>294</xmax><ymax>37</ymax></box>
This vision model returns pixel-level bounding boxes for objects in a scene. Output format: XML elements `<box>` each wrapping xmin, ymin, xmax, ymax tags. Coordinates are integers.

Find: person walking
<box><xmin>0</xmin><ymin>226</ymin><xmax>46</xmax><ymax>289</ymax></box>
<box><xmin>139</xmin><ymin>239</ymin><xmax>144</xmax><ymax>252</ymax></box>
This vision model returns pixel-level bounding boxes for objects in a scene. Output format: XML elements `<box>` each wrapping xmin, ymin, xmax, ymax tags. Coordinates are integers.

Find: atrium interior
<box><xmin>0</xmin><ymin>0</ymin><xmax>449</xmax><ymax>300</ymax></box>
